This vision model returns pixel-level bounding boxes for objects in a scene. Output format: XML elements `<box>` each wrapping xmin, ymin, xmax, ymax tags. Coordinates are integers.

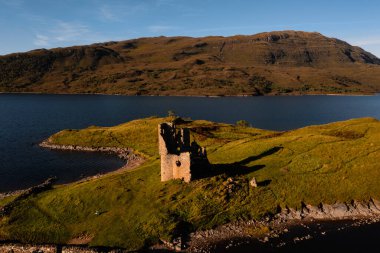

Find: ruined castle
<box><xmin>158</xmin><ymin>122</ymin><xmax>209</xmax><ymax>182</ymax></box>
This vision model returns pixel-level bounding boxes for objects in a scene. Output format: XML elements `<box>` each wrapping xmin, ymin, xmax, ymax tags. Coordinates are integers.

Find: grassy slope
<box><xmin>1</xmin><ymin>117</ymin><xmax>380</xmax><ymax>250</ymax></box>
<box><xmin>0</xmin><ymin>195</ymin><xmax>18</xmax><ymax>207</ymax></box>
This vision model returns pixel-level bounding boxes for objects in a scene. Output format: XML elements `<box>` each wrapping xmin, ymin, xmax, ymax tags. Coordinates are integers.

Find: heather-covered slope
<box><xmin>1</xmin><ymin>117</ymin><xmax>380</xmax><ymax>250</ymax></box>
<box><xmin>1</xmin><ymin>31</ymin><xmax>380</xmax><ymax>95</ymax></box>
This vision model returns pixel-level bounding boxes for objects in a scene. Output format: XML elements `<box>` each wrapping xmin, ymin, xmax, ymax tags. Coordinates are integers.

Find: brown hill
<box><xmin>1</xmin><ymin>30</ymin><xmax>380</xmax><ymax>96</ymax></box>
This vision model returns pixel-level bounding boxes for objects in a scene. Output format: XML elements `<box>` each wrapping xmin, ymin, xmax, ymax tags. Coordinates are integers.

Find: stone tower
<box><xmin>158</xmin><ymin>122</ymin><xmax>208</xmax><ymax>182</ymax></box>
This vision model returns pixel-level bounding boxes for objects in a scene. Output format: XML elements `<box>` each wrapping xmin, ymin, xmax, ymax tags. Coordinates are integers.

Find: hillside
<box><xmin>1</xmin><ymin>31</ymin><xmax>380</xmax><ymax>96</ymax></box>
<box><xmin>1</xmin><ymin>117</ymin><xmax>380</xmax><ymax>250</ymax></box>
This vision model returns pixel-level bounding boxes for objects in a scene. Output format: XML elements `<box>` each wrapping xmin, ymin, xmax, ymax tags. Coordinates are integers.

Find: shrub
<box><xmin>236</xmin><ymin>120</ymin><xmax>251</xmax><ymax>127</ymax></box>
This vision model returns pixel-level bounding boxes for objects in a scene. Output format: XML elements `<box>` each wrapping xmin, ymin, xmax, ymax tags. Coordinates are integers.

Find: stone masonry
<box><xmin>158</xmin><ymin>122</ymin><xmax>209</xmax><ymax>182</ymax></box>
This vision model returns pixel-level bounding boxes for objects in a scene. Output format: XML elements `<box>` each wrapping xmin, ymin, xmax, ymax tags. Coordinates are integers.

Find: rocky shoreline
<box><xmin>0</xmin><ymin>243</ymin><xmax>130</xmax><ymax>253</ymax></box>
<box><xmin>39</xmin><ymin>140</ymin><xmax>145</xmax><ymax>174</ymax></box>
<box><xmin>39</xmin><ymin>140</ymin><xmax>141</xmax><ymax>161</ymax></box>
<box><xmin>0</xmin><ymin>143</ymin><xmax>148</xmax><ymax>253</ymax></box>
<box><xmin>0</xmin><ymin>178</ymin><xmax>56</xmax><ymax>217</ymax></box>
<box><xmin>3</xmin><ymin>191</ymin><xmax>380</xmax><ymax>252</ymax></box>
<box><xmin>1</xmin><ymin>142</ymin><xmax>144</xmax><ymax>198</ymax></box>
<box><xmin>185</xmin><ymin>199</ymin><xmax>380</xmax><ymax>252</ymax></box>
<box><xmin>0</xmin><ymin>141</ymin><xmax>145</xmax><ymax>200</ymax></box>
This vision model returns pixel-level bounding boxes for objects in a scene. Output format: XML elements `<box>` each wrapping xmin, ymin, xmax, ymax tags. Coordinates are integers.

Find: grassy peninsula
<box><xmin>1</xmin><ymin>116</ymin><xmax>380</xmax><ymax>250</ymax></box>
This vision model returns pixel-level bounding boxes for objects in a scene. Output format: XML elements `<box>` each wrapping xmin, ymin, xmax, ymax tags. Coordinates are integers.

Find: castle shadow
<box><xmin>234</xmin><ymin>146</ymin><xmax>283</xmax><ymax>165</ymax></box>
<box><xmin>192</xmin><ymin>146</ymin><xmax>283</xmax><ymax>180</ymax></box>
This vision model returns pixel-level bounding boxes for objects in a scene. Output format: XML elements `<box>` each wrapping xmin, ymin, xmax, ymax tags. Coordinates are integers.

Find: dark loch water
<box><xmin>224</xmin><ymin>220</ymin><xmax>380</xmax><ymax>253</ymax></box>
<box><xmin>0</xmin><ymin>93</ymin><xmax>379</xmax><ymax>192</ymax></box>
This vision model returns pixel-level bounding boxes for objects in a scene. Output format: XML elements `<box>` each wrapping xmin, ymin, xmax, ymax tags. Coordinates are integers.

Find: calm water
<box><xmin>225</xmin><ymin>220</ymin><xmax>380</xmax><ymax>253</ymax></box>
<box><xmin>0</xmin><ymin>93</ymin><xmax>380</xmax><ymax>192</ymax></box>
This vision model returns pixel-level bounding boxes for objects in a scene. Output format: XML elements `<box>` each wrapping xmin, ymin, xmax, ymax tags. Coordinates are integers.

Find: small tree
<box><xmin>236</xmin><ymin>120</ymin><xmax>250</xmax><ymax>127</ymax></box>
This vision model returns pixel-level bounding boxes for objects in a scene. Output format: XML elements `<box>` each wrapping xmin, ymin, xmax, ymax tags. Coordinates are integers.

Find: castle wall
<box><xmin>158</xmin><ymin>122</ymin><xmax>208</xmax><ymax>183</ymax></box>
<box><xmin>160</xmin><ymin>153</ymin><xmax>191</xmax><ymax>182</ymax></box>
<box><xmin>160</xmin><ymin>154</ymin><xmax>174</xmax><ymax>181</ymax></box>
<box><xmin>158</xmin><ymin>123</ymin><xmax>174</xmax><ymax>182</ymax></box>
<box><xmin>172</xmin><ymin>152</ymin><xmax>191</xmax><ymax>182</ymax></box>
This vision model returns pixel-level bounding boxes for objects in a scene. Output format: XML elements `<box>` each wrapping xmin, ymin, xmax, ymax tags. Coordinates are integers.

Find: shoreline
<box><xmin>0</xmin><ymin>141</ymin><xmax>145</xmax><ymax>199</ymax></box>
<box><xmin>3</xmin><ymin>199</ymin><xmax>380</xmax><ymax>252</ymax></box>
<box><xmin>39</xmin><ymin>140</ymin><xmax>146</xmax><ymax>176</ymax></box>
<box><xmin>0</xmin><ymin>243</ymin><xmax>129</xmax><ymax>253</ymax></box>
<box><xmin>0</xmin><ymin>142</ymin><xmax>147</xmax><ymax>252</ymax></box>
<box><xmin>187</xmin><ymin>218</ymin><xmax>380</xmax><ymax>252</ymax></box>
<box><xmin>186</xmin><ymin>200</ymin><xmax>380</xmax><ymax>252</ymax></box>
<box><xmin>39</xmin><ymin>140</ymin><xmax>138</xmax><ymax>161</ymax></box>
<box><xmin>0</xmin><ymin>91</ymin><xmax>378</xmax><ymax>98</ymax></box>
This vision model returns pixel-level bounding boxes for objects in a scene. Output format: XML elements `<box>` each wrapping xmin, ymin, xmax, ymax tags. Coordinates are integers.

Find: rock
<box><xmin>355</xmin><ymin>201</ymin><xmax>372</xmax><ymax>216</ymax></box>
<box><xmin>368</xmin><ymin>199</ymin><xmax>380</xmax><ymax>214</ymax></box>
<box><xmin>371</xmin><ymin>199</ymin><xmax>380</xmax><ymax>209</ymax></box>
<box><xmin>304</xmin><ymin>234</ymin><xmax>312</xmax><ymax>240</ymax></box>
<box><xmin>249</xmin><ymin>177</ymin><xmax>257</xmax><ymax>188</ymax></box>
<box><xmin>329</xmin><ymin>203</ymin><xmax>349</xmax><ymax>218</ymax></box>
<box><xmin>304</xmin><ymin>204</ymin><xmax>325</xmax><ymax>219</ymax></box>
<box><xmin>287</xmin><ymin>208</ymin><xmax>302</xmax><ymax>220</ymax></box>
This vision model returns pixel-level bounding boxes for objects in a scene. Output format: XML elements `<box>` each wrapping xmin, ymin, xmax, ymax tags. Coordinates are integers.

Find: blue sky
<box><xmin>1</xmin><ymin>0</ymin><xmax>380</xmax><ymax>56</ymax></box>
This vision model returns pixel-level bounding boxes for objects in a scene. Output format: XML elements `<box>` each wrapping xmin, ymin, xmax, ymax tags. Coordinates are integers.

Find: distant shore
<box><xmin>0</xmin><ymin>91</ymin><xmax>377</xmax><ymax>97</ymax></box>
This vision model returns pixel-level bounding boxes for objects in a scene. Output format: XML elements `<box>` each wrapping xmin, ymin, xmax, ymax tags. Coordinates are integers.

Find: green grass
<box><xmin>1</xmin><ymin>116</ymin><xmax>380</xmax><ymax>250</ymax></box>
<box><xmin>0</xmin><ymin>195</ymin><xmax>18</xmax><ymax>207</ymax></box>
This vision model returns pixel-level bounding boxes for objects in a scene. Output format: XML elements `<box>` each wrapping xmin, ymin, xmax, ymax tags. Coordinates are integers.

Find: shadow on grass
<box><xmin>193</xmin><ymin>146</ymin><xmax>283</xmax><ymax>180</ymax></box>
<box><xmin>257</xmin><ymin>179</ymin><xmax>272</xmax><ymax>187</ymax></box>
<box><xmin>235</xmin><ymin>146</ymin><xmax>283</xmax><ymax>165</ymax></box>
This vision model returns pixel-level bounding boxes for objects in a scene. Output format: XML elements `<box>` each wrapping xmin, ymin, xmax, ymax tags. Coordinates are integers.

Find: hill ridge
<box><xmin>1</xmin><ymin>30</ymin><xmax>380</xmax><ymax>96</ymax></box>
